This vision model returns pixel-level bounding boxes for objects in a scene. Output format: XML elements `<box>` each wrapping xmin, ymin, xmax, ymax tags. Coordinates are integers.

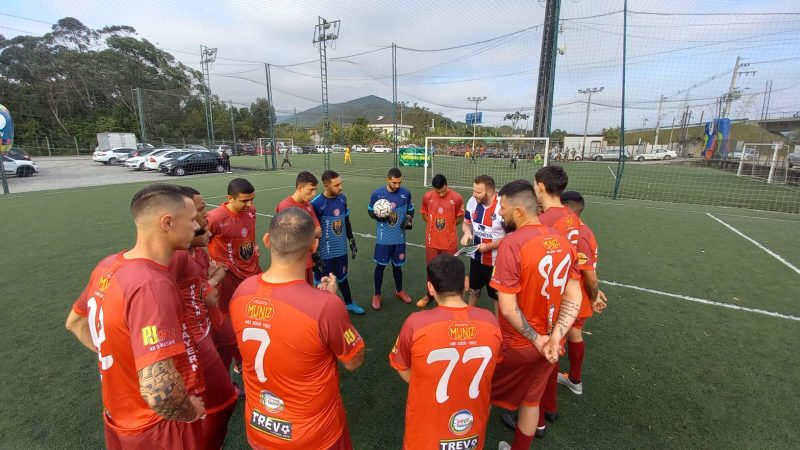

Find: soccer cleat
<box><xmin>416</xmin><ymin>295</ymin><xmax>431</xmax><ymax>308</ymax></box>
<box><xmin>396</xmin><ymin>290</ymin><xmax>412</xmax><ymax>304</ymax></box>
<box><xmin>346</xmin><ymin>302</ymin><xmax>366</xmax><ymax>315</ymax></box>
<box><xmin>535</xmin><ymin>426</ymin><xmax>546</xmax><ymax>438</ymax></box>
<box><xmin>544</xmin><ymin>411</ymin><xmax>559</xmax><ymax>424</ymax></box>
<box><xmin>557</xmin><ymin>372</ymin><xmax>583</xmax><ymax>395</ymax></box>
<box><xmin>500</xmin><ymin>413</ymin><xmax>516</xmax><ymax>431</ymax></box>
<box><xmin>498</xmin><ymin>442</ymin><xmax>511</xmax><ymax>450</ymax></box>
<box><xmin>371</xmin><ymin>295</ymin><xmax>382</xmax><ymax>310</ymax></box>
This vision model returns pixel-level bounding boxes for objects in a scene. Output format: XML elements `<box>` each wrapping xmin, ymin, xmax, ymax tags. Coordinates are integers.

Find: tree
<box><xmin>603</xmin><ymin>126</ymin><xmax>621</xmax><ymax>146</ymax></box>
<box><xmin>503</xmin><ymin>111</ymin><xmax>529</xmax><ymax>135</ymax></box>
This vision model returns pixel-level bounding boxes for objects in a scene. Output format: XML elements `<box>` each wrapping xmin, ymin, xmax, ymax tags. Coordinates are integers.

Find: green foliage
<box><xmin>603</xmin><ymin>126</ymin><xmax>621</xmax><ymax>145</ymax></box>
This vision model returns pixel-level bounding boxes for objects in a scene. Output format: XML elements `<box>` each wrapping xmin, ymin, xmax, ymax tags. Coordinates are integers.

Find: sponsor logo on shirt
<box><xmin>437</xmin><ymin>206</ymin><xmax>444</xmax><ymax>214</ymax></box>
<box><xmin>435</xmin><ymin>217</ymin><xmax>446</xmax><ymax>231</ymax></box>
<box><xmin>259</xmin><ymin>391</ymin><xmax>285</xmax><ymax>413</ymax></box>
<box><xmin>543</xmin><ymin>237</ymin><xmax>561</xmax><ymax>250</ymax></box>
<box><xmin>240</xmin><ymin>241</ymin><xmax>254</xmax><ymax>261</ymax></box>
<box><xmin>449</xmin><ymin>409</ymin><xmax>474</xmax><ymax>435</ymax></box>
<box><xmin>142</xmin><ymin>325</ymin><xmax>159</xmax><ymax>345</ymax></box>
<box><xmin>97</xmin><ymin>273</ymin><xmax>112</xmax><ymax>292</ymax></box>
<box><xmin>343</xmin><ymin>328</ymin><xmax>359</xmax><ymax>345</ymax></box>
<box><xmin>577</xmin><ymin>252</ymin><xmax>589</xmax><ymax>265</ymax></box>
<box><xmin>448</xmin><ymin>321</ymin><xmax>477</xmax><ymax>341</ymax></box>
<box><xmin>438</xmin><ymin>435</ymin><xmax>479</xmax><ymax>450</ymax></box>
<box><xmin>246</xmin><ymin>298</ymin><xmax>275</xmax><ymax>321</ymax></box>
<box><xmin>333</xmin><ymin>208</ymin><xmax>341</xmax><ymax>217</ymax></box>
<box><xmin>250</xmin><ymin>409</ymin><xmax>292</xmax><ymax>441</ymax></box>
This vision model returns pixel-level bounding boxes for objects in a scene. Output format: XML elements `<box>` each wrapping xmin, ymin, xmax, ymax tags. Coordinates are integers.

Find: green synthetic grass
<box><xmin>0</xmin><ymin>170</ymin><xmax>798</xmax><ymax>449</ymax></box>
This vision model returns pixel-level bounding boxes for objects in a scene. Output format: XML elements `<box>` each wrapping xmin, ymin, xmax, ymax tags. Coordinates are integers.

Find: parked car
<box><xmin>3</xmin><ymin>147</ymin><xmax>31</xmax><ymax>161</ymax></box>
<box><xmin>352</xmin><ymin>145</ymin><xmax>368</xmax><ymax>152</ymax></box>
<box><xmin>160</xmin><ymin>152</ymin><xmax>225</xmax><ymax>176</ymax></box>
<box><xmin>314</xmin><ymin>145</ymin><xmax>330</xmax><ymax>153</ymax></box>
<box><xmin>591</xmin><ymin>149</ymin><xmax>629</xmax><ymax>161</ymax></box>
<box><xmin>731</xmin><ymin>148</ymin><xmax>758</xmax><ymax>160</ymax></box>
<box><xmin>281</xmin><ymin>145</ymin><xmax>301</xmax><ymax>154</ymax></box>
<box><xmin>137</xmin><ymin>143</ymin><xmax>155</xmax><ymax>151</ymax></box>
<box><xmin>124</xmin><ymin>150</ymin><xmax>160</xmax><ymax>171</ymax></box>
<box><xmin>93</xmin><ymin>147</ymin><xmax>136</xmax><ymax>165</ymax></box>
<box><xmin>301</xmin><ymin>145</ymin><xmax>315</xmax><ymax>154</ymax></box>
<box><xmin>144</xmin><ymin>150</ymin><xmax>191</xmax><ymax>171</ymax></box>
<box><xmin>634</xmin><ymin>149</ymin><xmax>677</xmax><ymax>161</ymax></box>
<box><xmin>787</xmin><ymin>150</ymin><xmax>800</xmax><ymax>169</ymax></box>
<box><xmin>330</xmin><ymin>144</ymin><xmax>344</xmax><ymax>153</ymax></box>
<box><xmin>372</xmin><ymin>145</ymin><xmax>392</xmax><ymax>153</ymax></box>
<box><xmin>2</xmin><ymin>154</ymin><xmax>38</xmax><ymax>177</ymax></box>
<box><xmin>184</xmin><ymin>145</ymin><xmax>210</xmax><ymax>152</ymax></box>
<box><xmin>211</xmin><ymin>144</ymin><xmax>232</xmax><ymax>155</ymax></box>
<box><xmin>233</xmin><ymin>143</ymin><xmax>256</xmax><ymax>156</ymax></box>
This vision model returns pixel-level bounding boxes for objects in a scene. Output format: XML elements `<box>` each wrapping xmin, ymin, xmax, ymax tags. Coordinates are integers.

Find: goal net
<box><xmin>423</xmin><ymin>137</ymin><xmax>550</xmax><ymax>188</ymax></box>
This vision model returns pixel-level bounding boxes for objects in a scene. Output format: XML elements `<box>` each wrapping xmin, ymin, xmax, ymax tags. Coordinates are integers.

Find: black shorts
<box><xmin>469</xmin><ymin>257</ymin><xmax>498</xmax><ymax>300</ymax></box>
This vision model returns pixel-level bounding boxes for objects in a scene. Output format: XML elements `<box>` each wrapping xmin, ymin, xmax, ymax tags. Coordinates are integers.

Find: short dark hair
<box><xmin>228</xmin><ymin>178</ymin><xmax>255</xmax><ymax>197</ymax></box>
<box><xmin>432</xmin><ymin>174</ymin><xmax>448</xmax><ymax>189</ymax></box>
<box><xmin>269</xmin><ymin>207</ymin><xmax>315</xmax><ymax>256</ymax></box>
<box><xmin>296</xmin><ymin>171</ymin><xmax>318</xmax><ymax>187</ymax></box>
<box><xmin>498</xmin><ymin>180</ymin><xmax>537</xmax><ymax>212</ymax></box>
<box><xmin>427</xmin><ymin>254</ymin><xmax>465</xmax><ymax>297</ymax></box>
<box><xmin>130</xmin><ymin>183</ymin><xmax>192</xmax><ymax>219</ymax></box>
<box><xmin>387</xmin><ymin>168</ymin><xmax>402</xmax><ymax>179</ymax></box>
<box><xmin>321</xmin><ymin>170</ymin><xmax>340</xmax><ymax>185</ymax></box>
<box><xmin>534</xmin><ymin>165</ymin><xmax>569</xmax><ymax>196</ymax></box>
<box><xmin>181</xmin><ymin>186</ymin><xmax>201</xmax><ymax>197</ymax></box>
<box><xmin>561</xmin><ymin>190</ymin><xmax>585</xmax><ymax>214</ymax></box>
<box><xmin>474</xmin><ymin>175</ymin><xmax>495</xmax><ymax>191</ymax></box>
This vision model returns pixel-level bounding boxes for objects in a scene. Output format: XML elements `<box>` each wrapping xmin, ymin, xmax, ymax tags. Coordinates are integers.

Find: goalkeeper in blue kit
<box><xmin>311</xmin><ymin>170</ymin><xmax>365</xmax><ymax>314</ymax></box>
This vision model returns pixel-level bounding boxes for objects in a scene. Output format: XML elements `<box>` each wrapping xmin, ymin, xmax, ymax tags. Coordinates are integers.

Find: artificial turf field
<box><xmin>0</xmin><ymin>159</ymin><xmax>798</xmax><ymax>449</ymax></box>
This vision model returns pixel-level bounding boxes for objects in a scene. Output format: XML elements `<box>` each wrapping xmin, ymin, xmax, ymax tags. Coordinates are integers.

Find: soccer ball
<box><xmin>373</xmin><ymin>198</ymin><xmax>393</xmax><ymax>218</ymax></box>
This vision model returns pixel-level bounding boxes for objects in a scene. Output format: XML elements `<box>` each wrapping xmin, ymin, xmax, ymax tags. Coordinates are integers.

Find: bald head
<box><xmin>268</xmin><ymin>207</ymin><xmax>315</xmax><ymax>257</ymax></box>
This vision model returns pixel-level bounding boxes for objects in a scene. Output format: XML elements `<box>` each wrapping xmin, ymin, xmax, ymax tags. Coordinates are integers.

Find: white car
<box><xmin>731</xmin><ymin>148</ymin><xmax>758</xmax><ymax>160</ymax></box>
<box><xmin>2</xmin><ymin>154</ymin><xmax>39</xmax><ymax>177</ymax></box>
<box><xmin>282</xmin><ymin>145</ymin><xmax>301</xmax><ymax>154</ymax></box>
<box><xmin>92</xmin><ymin>147</ymin><xmax>135</xmax><ymax>165</ymax></box>
<box><xmin>331</xmin><ymin>145</ymin><xmax>344</xmax><ymax>152</ymax></box>
<box><xmin>211</xmin><ymin>145</ymin><xmax>232</xmax><ymax>155</ymax></box>
<box><xmin>352</xmin><ymin>145</ymin><xmax>368</xmax><ymax>152</ymax></box>
<box><xmin>634</xmin><ymin>149</ymin><xmax>677</xmax><ymax>161</ymax></box>
<box><xmin>314</xmin><ymin>145</ymin><xmax>330</xmax><ymax>153</ymax></box>
<box><xmin>144</xmin><ymin>150</ymin><xmax>191</xmax><ymax>171</ymax></box>
<box><xmin>124</xmin><ymin>150</ymin><xmax>159</xmax><ymax>171</ymax></box>
<box><xmin>372</xmin><ymin>145</ymin><xmax>392</xmax><ymax>153</ymax></box>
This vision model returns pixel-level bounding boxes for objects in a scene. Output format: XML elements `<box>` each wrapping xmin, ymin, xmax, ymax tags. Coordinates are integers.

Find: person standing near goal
<box><xmin>65</xmin><ymin>184</ymin><xmax>206</xmax><ymax>449</ymax></box>
<box><xmin>461</xmin><ymin>175</ymin><xmax>505</xmax><ymax>310</ymax></box>
<box><xmin>390</xmin><ymin>254</ymin><xmax>502</xmax><ymax>450</ymax></box>
<box><xmin>416</xmin><ymin>174</ymin><xmax>464</xmax><ymax>308</ymax></box>
<box><xmin>368</xmin><ymin>167</ymin><xmax>415</xmax><ymax>310</ymax></box>
<box><xmin>230</xmin><ymin>208</ymin><xmax>365</xmax><ymax>450</ymax></box>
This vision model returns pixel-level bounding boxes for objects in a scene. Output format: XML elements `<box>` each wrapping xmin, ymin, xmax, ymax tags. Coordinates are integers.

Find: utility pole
<box><xmin>200</xmin><ymin>45</ymin><xmax>218</xmax><ymax>145</ymax></box>
<box><xmin>398</xmin><ymin>101</ymin><xmax>408</xmax><ymax>143</ymax></box>
<box><xmin>467</xmin><ymin>96</ymin><xmax>486</xmax><ymax>155</ymax></box>
<box><xmin>229</xmin><ymin>100</ymin><xmax>237</xmax><ymax>144</ymax></box>
<box><xmin>578</xmin><ymin>87</ymin><xmax>603</xmax><ymax>159</ymax></box>
<box><xmin>654</xmin><ymin>94</ymin><xmax>665</xmax><ymax>146</ymax></box>
<box><xmin>264</xmin><ymin>63</ymin><xmax>277</xmax><ymax>169</ymax></box>
<box><xmin>722</xmin><ymin>56</ymin><xmax>756</xmax><ymax>118</ymax></box>
<box><xmin>135</xmin><ymin>87</ymin><xmax>147</xmax><ymax>143</ymax></box>
<box><xmin>668</xmin><ymin>117</ymin><xmax>675</xmax><ymax>150</ymax></box>
<box><xmin>533</xmin><ymin>0</ymin><xmax>562</xmax><ymax>138</ymax></box>
<box><xmin>641</xmin><ymin>117</ymin><xmax>648</xmax><ymax>129</ymax></box>
<box><xmin>313</xmin><ymin>16</ymin><xmax>340</xmax><ymax>170</ymax></box>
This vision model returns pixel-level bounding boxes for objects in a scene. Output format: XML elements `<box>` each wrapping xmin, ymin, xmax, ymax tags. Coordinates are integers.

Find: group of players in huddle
<box><xmin>65</xmin><ymin>163</ymin><xmax>607</xmax><ymax>450</ymax></box>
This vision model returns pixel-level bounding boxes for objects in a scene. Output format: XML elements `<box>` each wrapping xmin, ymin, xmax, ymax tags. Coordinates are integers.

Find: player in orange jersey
<box><xmin>275</xmin><ymin>171</ymin><xmax>323</xmax><ymax>285</ymax></box>
<box><xmin>66</xmin><ymin>184</ymin><xmax>206</xmax><ymax>449</ymax></box>
<box><xmin>487</xmin><ymin>180</ymin><xmax>583</xmax><ymax>450</ymax></box>
<box><xmin>416</xmin><ymin>174</ymin><xmax>465</xmax><ymax>308</ymax></box>
<box><xmin>391</xmin><ymin>254</ymin><xmax>501</xmax><ymax>450</ymax></box>
<box><xmin>230</xmin><ymin>207</ymin><xmax>365</xmax><ymax>450</ymax></box>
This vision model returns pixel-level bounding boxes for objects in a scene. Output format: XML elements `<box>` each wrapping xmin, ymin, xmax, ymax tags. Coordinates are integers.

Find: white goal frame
<box><xmin>423</xmin><ymin>136</ymin><xmax>550</xmax><ymax>186</ymax></box>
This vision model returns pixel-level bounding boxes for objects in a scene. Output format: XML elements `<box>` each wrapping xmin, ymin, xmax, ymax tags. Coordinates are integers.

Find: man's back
<box><xmin>390</xmin><ymin>306</ymin><xmax>502</xmax><ymax>450</ymax></box>
<box><xmin>538</xmin><ymin>205</ymin><xmax>581</xmax><ymax>247</ymax></box>
<box><xmin>230</xmin><ymin>276</ymin><xmax>364</xmax><ymax>449</ymax></box>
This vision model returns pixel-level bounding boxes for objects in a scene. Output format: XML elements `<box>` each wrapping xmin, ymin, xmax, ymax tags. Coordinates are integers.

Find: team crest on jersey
<box><xmin>259</xmin><ymin>391</ymin><xmax>285</xmax><ymax>413</ymax></box>
<box><xmin>239</xmin><ymin>241</ymin><xmax>254</xmax><ymax>261</ymax></box>
<box><xmin>437</xmin><ymin>206</ymin><xmax>444</xmax><ymax>214</ymax></box>
<box><xmin>333</xmin><ymin>208</ymin><xmax>341</xmax><ymax>217</ymax></box>
<box><xmin>565</xmin><ymin>215</ymin><xmax>575</xmax><ymax>228</ymax></box>
<box><xmin>449</xmin><ymin>409</ymin><xmax>474</xmax><ymax>435</ymax></box>
<box><xmin>448</xmin><ymin>321</ymin><xmax>477</xmax><ymax>341</ymax></box>
<box><xmin>387</xmin><ymin>211</ymin><xmax>399</xmax><ymax>226</ymax></box>
<box><xmin>332</xmin><ymin>219</ymin><xmax>343</xmax><ymax>236</ymax></box>
<box><xmin>240</xmin><ymin>227</ymin><xmax>248</xmax><ymax>237</ymax></box>
<box><xmin>97</xmin><ymin>273</ymin><xmax>112</xmax><ymax>292</ymax></box>
<box><xmin>436</xmin><ymin>217</ymin><xmax>446</xmax><ymax>231</ymax></box>
<box><xmin>543</xmin><ymin>237</ymin><xmax>560</xmax><ymax>250</ymax></box>
<box><xmin>246</xmin><ymin>298</ymin><xmax>275</xmax><ymax>321</ymax></box>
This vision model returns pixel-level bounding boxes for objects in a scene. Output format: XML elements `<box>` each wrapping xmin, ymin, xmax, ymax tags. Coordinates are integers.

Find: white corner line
<box><xmin>706</xmin><ymin>213</ymin><xmax>800</xmax><ymax>276</ymax></box>
<box><xmin>607</xmin><ymin>166</ymin><xmax>617</xmax><ymax>180</ymax></box>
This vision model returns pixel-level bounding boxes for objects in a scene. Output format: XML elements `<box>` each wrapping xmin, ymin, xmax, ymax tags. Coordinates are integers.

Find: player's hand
<box><xmin>317</xmin><ymin>273</ymin><xmax>338</xmax><ymax>294</ymax></box>
<box><xmin>476</xmin><ymin>243</ymin><xmax>491</xmax><ymax>254</ymax></box>
<box><xmin>405</xmin><ymin>215</ymin><xmax>413</xmax><ymax>230</ymax></box>
<box><xmin>531</xmin><ymin>332</ymin><xmax>550</xmax><ymax>355</ymax></box>
<box><xmin>312</xmin><ymin>251</ymin><xmax>325</xmax><ymax>273</ymax></box>
<box><xmin>542</xmin><ymin>337</ymin><xmax>562</xmax><ymax>363</ymax></box>
<box><xmin>203</xmin><ymin>288</ymin><xmax>219</xmax><ymax>308</ymax></box>
<box><xmin>349</xmin><ymin>238</ymin><xmax>358</xmax><ymax>259</ymax></box>
<box><xmin>460</xmin><ymin>233</ymin><xmax>472</xmax><ymax>247</ymax></box>
<box><xmin>592</xmin><ymin>290</ymin><xmax>608</xmax><ymax>313</ymax></box>
<box><xmin>189</xmin><ymin>395</ymin><xmax>206</xmax><ymax>422</ymax></box>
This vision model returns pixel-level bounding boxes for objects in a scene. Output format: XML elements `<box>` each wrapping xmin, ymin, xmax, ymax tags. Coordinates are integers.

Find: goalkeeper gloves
<box><xmin>405</xmin><ymin>214</ymin><xmax>413</xmax><ymax>230</ymax></box>
<box><xmin>312</xmin><ymin>251</ymin><xmax>325</xmax><ymax>273</ymax></box>
<box><xmin>349</xmin><ymin>238</ymin><xmax>358</xmax><ymax>259</ymax></box>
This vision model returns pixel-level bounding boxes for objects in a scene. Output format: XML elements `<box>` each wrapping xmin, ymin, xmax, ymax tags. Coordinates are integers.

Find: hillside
<box><xmin>276</xmin><ymin>95</ymin><xmax>395</xmax><ymax>128</ymax></box>
<box><xmin>624</xmin><ymin>122</ymin><xmax>785</xmax><ymax>146</ymax></box>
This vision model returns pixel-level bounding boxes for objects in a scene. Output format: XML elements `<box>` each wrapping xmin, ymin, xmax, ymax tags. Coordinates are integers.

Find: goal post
<box><xmin>423</xmin><ymin>136</ymin><xmax>550</xmax><ymax>188</ymax></box>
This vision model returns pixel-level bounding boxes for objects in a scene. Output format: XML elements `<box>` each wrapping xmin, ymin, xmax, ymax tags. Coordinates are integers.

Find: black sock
<box><xmin>339</xmin><ymin>279</ymin><xmax>353</xmax><ymax>305</ymax></box>
<box><xmin>392</xmin><ymin>264</ymin><xmax>403</xmax><ymax>292</ymax></box>
<box><xmin>374</xmin><ymin>264</ymin><xmax>385</xmax><ymax>295</ymax></box>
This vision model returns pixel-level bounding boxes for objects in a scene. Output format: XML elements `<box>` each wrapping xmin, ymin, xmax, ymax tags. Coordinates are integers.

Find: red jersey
<box><xmin>490</xmin><ymin>224</ymin><xmax>580</xmax><ymax>347</ymax></box>
<box><xmin>169</xmin><ymin>249</ymin><xmax>212</xmax><ymax>341</ymax></box>
<box><xmin>421</xmin><ymin>189</ymin><xmax>464</xmax><ymax>251</ymax></box>
<box><xmin>575</xmin><ymin>221</ymin><xmax>599</xmax><ymax>319</ymax></box>
<box><xmin>207</xmin><ymin>203</ymin><xmax>260</xmax><ymax>280</ymax></box>
<box><xmin>230</xmin><ymin>277</ymin><xmax>364</xmax><ymax>449</ymax></box>
<box><xmin>275</xmin><ymin>197</ymin><xmax>321</xmax><ymax>269</ymax></box>
<box><xmin>72</xmin><ymin>252</ymin><xmax>204</xmax><ymax>434</ymax></box>
<box><xmin>538</xmin><ymin>205</ymin><xmax>582</xmax><ymax>248</ymax></box>
<box><xmin>390</xmin><ymin>306</ymin><xmax>502</xmax><ymax>450</ymax></box>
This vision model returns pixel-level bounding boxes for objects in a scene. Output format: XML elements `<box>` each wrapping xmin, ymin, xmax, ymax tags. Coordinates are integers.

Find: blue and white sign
<box><xmin>0</xmin><ymin>104</ymin><xmax>13</xmax><ymax>152</ymax></box>
<box><xmin>465</xmin><ymin>112</ymin><xmax>483</xmax><ymax>126</ymax></box>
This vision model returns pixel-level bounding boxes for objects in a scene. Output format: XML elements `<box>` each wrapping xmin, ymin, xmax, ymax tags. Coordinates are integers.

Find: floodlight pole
<box><xmin>467</xmin><ymin>96</ymin><xmax>486</xmax><ymax>155</ymax></box>
<box><xmin>578</xmin><ymin>87</ymin><xmax>603</xmax><ymax>159</ymax></box>
<box><xmin>314</xmin><ymin>16</ymin><xmax>340</xmax><ymax>170</ymax></box>
<box><xmin>200</xmin><ymin>45</ymin><xmax>217</xmax><ymax>146</ymax></box>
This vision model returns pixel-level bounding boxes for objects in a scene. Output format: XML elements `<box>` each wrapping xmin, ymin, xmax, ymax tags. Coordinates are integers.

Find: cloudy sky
<box><xmin>2</xmin><ymin>0</ymin><xmax>799</xmax><ymax>133</ymax></box>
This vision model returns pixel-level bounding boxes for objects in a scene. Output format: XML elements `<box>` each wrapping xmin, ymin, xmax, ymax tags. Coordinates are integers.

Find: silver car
<box><xmin>788</xmin><ymin>150</ymin><xmax>800</xmax><ymax>169</ymax></box>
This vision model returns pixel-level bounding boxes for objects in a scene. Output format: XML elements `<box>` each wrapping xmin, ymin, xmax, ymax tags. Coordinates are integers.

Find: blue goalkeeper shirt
<box><xmin>369</xmin><ymin>186</ymin><xmax>414</xmax><ymax>245</ymax></box>
<box><xmin>311</xmin><ymin>193</ymin><xmax>350</xmax><ymax>260</ymax></box>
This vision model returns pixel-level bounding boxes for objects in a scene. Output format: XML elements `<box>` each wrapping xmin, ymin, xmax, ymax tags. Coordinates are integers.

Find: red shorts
<box><xmin>425</xmin><ymin>246</ymin><xmax>457</xmax><ymax>264</ymax></box>
<box><xmin>248</xmin><ymin>424</ymin><xmax>352</xmax><ymax>450</ymax></box>
<box><xmin>572</xmin><ymin>317</ymin><xmax>588</xmax><ymax>330</ymax></box>
<box><xmin>197</xmin><ymin>337</ymin><xmax>237</xmax><ymax>413</ymax></box>
<box><xmin>490</xmin><ymin>344</ymin><xmax>555</xmax><ymax>410</ymax></box>
<box><xmin>218</xmin><ymin>272</ymin><xmax>245</xmax><ymax>313</ymax></box>
<box><xmin>104</xmin><ymin>418</ymin><xmax>203</xmax><ymax>450</ymax></box>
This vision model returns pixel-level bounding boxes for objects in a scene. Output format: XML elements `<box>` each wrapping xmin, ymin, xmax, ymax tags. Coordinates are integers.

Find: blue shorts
<box><xmin>373</xmin><ymin>243</ymin><xmax>407</xmax><ymax>266</ymax></box>
<box><xmin>313</xmin><ymin>254</ymin><xmax>349</xmax><ymax>284</ymax></box>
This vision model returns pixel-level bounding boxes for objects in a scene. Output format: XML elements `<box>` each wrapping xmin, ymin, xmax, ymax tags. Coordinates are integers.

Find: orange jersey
<box><xmin>230</xmin><ymin>277</ymin><xmax>364</xmax><ymax>449</ymax></box>
<box><xmin>421</xmin><ymin>189</ymin><xmax>464</xmax><ymax>250</ymax></box>
<box><xmin>490</xmin><ymin>224</ymin><xmax>580</xmax><ymax>346</ymax></box>
<box><xmin>390</xmin><ymin>306</ymin><xmax>502</xmax><ymax>450</ymax></box>
<box><xmin>538</xmin><ymin>205</ymin><xmax>582</xmax><ymax>248</ymax></box>
<box><xmin>207</xmin><ymin>203</ymin><xmax>260</xmax><ymax>279</ymax></box>
<box><xmin>72</xmin><ymin>252</ymin><xmax>204</xmax><ymax>435</ymax></box>
<box><xmin>575</xmin><ymin>222</ymin><xmax>599</xmax><ymax>319</ymax></box>
<box><xmin>276</xmin><ymin>197</ymin><xmax>321</xmax><ymax>269</ymax></box>
<box><xmin>169</xmin><ymin>249</ymin><xmax>212</xmax><ymax>341</ymax></box>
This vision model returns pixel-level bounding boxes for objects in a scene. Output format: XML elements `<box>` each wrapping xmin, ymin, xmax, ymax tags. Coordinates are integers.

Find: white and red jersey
<box><xmin>464</xmin><ymin>195</ymin><xmax>505</xmax><ymax>266</ymax></box>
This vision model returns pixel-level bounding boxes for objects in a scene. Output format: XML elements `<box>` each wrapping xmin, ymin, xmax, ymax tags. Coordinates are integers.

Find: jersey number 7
<box><xmin>427</xmin><ymin>346</ymin><xmax>493</xmax><ymax>404</ymax></box>
<box><xmin>243</xmin><ymin>327</ymin><xmax>271</xmax><ymax>382</ymax></box>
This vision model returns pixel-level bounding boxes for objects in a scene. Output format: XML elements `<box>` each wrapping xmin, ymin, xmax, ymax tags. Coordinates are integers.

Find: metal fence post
<box><xmin>74</xmin><ymin>136</ymin><xmax>79</xmax><ymax>155</ymax></box>
<box><xmin>45</xmin><ymin>137</ymin><xmax>52</xmax><ymax>156</ymax></box>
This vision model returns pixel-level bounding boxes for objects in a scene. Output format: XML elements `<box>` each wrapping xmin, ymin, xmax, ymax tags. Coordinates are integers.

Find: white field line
<box><xmin>706</xmin><ymin>213</ymin><xmax>800</xmax><ymax>276</ymax></box>
<box><xmin>600</xmin><ymin>280</ymin><xmax>800</xmax><ymax>322</ymax></box>
<box><xmin>607</xmin><ymin>166</ymin><xmax>617</xmax><ymax>180</ymax></box>
<box><xmin>588</xmin><ymin>200</ymin><xmax>800</xmax><ymax>223</ymax></box>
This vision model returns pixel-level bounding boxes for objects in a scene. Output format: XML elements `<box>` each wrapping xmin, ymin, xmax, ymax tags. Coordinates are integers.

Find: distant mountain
<box><xmin>277</xmin><ymin>95</ymin><xmax>395</xmax><ymax>128</ymax></box>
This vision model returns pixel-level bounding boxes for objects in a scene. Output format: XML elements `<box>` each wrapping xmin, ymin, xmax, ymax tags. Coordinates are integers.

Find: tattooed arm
<box><xmin>542</xmin><ymin>278</ymin><xmax>582</xmax><ymax>362</ymax></box>
<box><xmin>138</xmin><ymin>358</ymin><xmax>205</xmax><ymax>422</ymax></box>
<box><xmin>497</xmin><ymin>291</ymin><xmax>549</xmax><ymax>353</ymax></box>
